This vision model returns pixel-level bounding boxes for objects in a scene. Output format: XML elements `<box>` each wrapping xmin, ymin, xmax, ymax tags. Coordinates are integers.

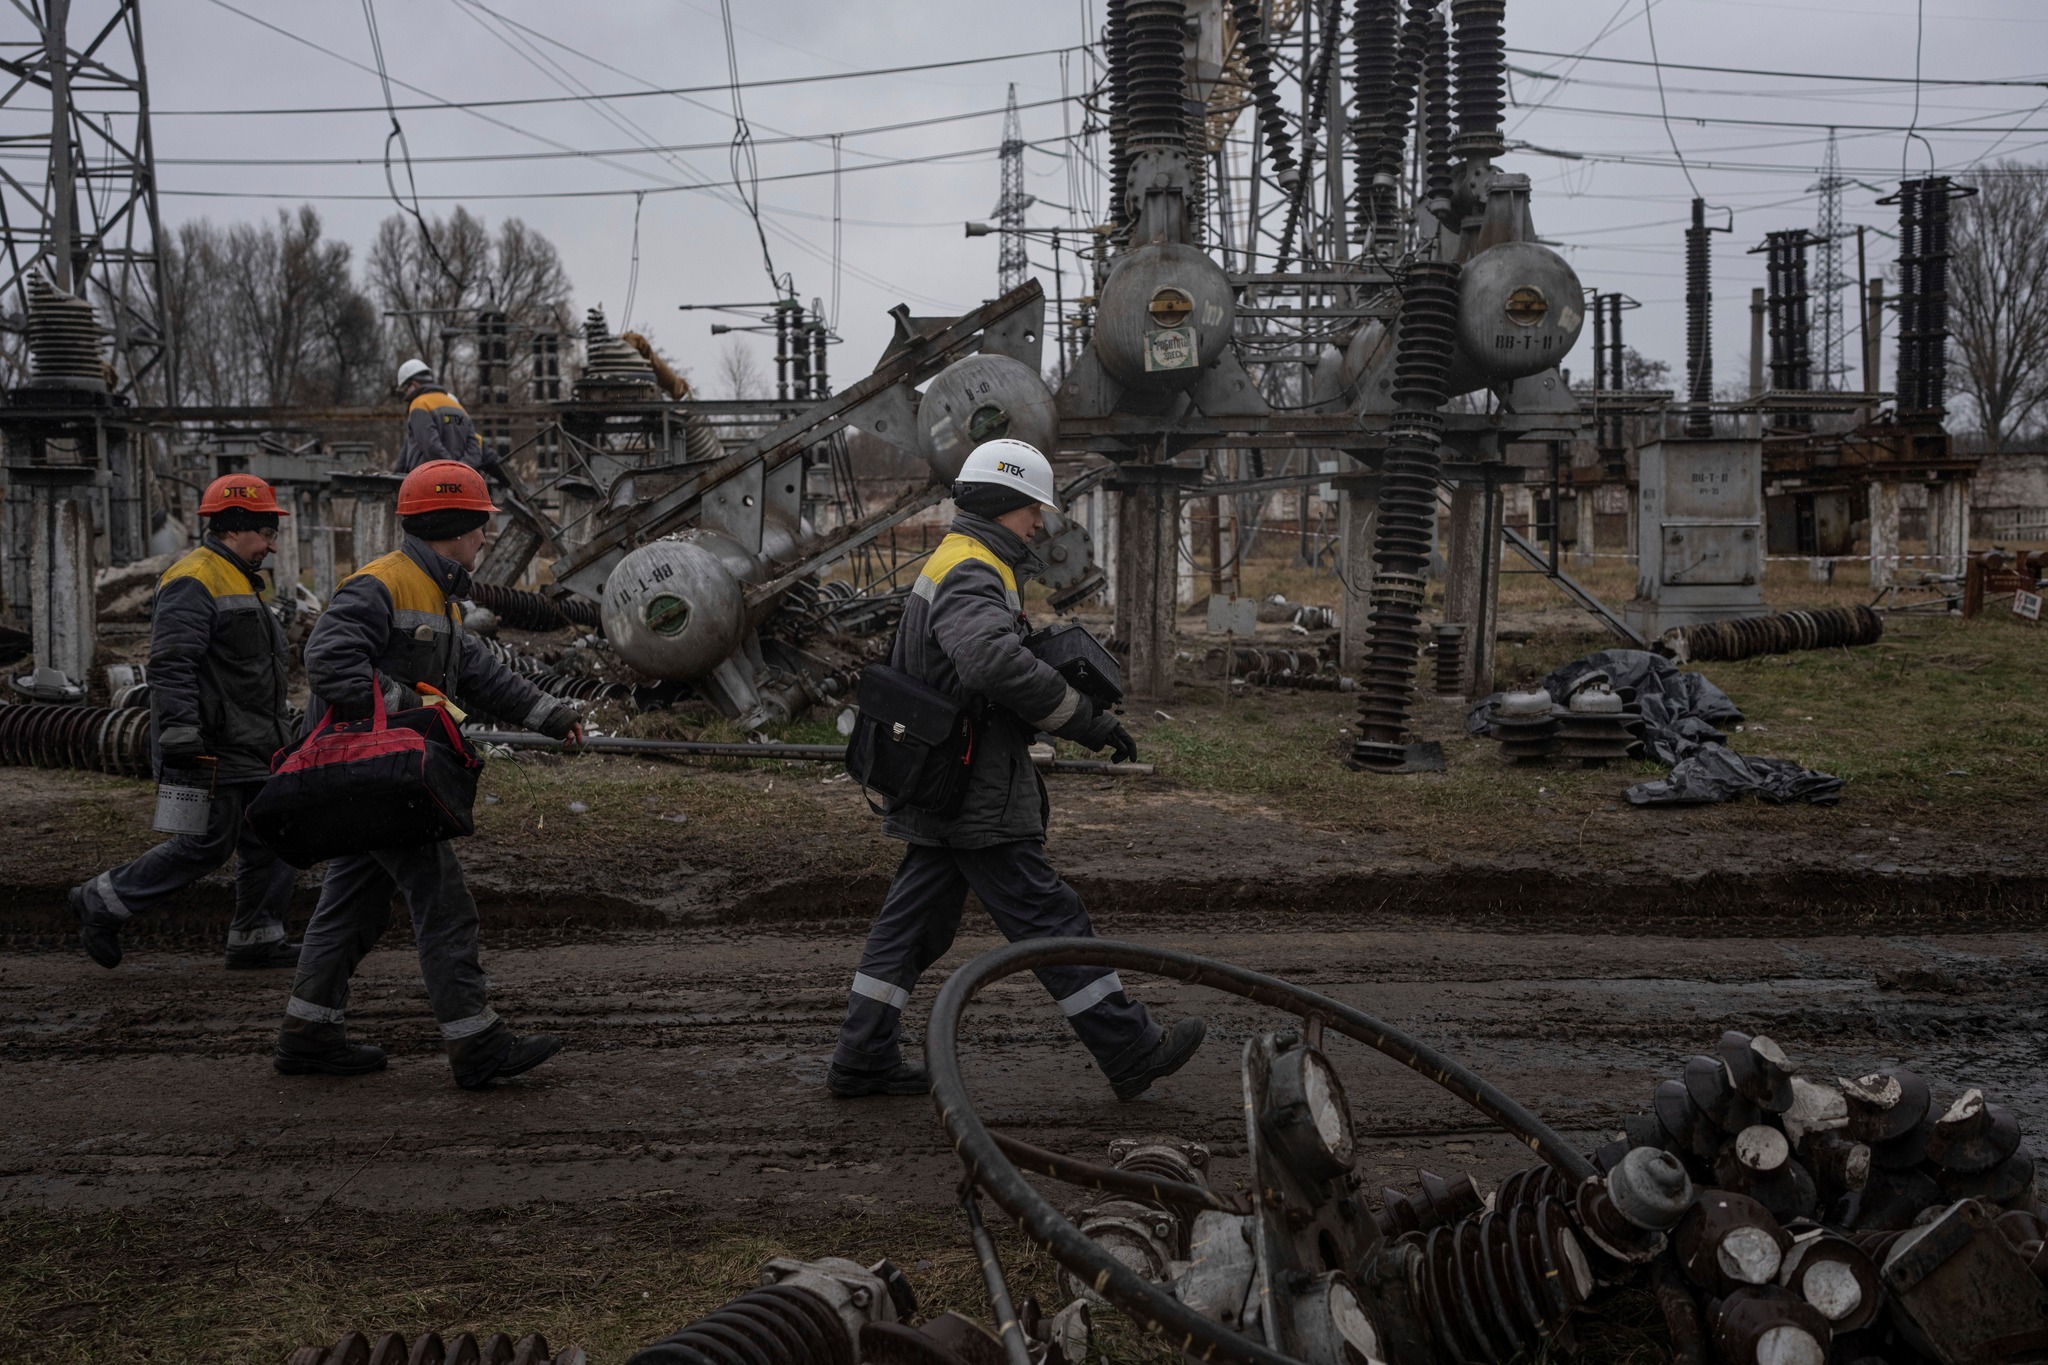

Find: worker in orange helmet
<box><xmin>274</xmin><ymin>460</ymin><xmax>585</xmax><ymax>1087</ymax></box>
<box><xmin>71</xmin><ymin>473</ymin><xmax>300</xmax><ymax>971</ymax></box>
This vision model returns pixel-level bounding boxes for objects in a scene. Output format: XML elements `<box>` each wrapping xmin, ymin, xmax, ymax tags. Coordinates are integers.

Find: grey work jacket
<box><xmin>881</xmin><ymin>512</ymin><xmax>1099</xmax><ymax>849</ymax></box>
<box><xmin>147</xmin><ymin>537</ymin><xmax>292</xmax><ymax>783</ymax></box>
<box><xmin>303</xmin><ymin>536</ymin><xmax>567</xmax><ymax>736</ymax></box>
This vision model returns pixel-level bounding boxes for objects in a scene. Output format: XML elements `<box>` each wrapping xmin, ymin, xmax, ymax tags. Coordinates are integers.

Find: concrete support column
<box><xmin>270</xmin><ymin>487</ymin><xmax>301</xmax><ymax>601</ymax></box>
<box><xmin>1110</xmin><ymin>464</ymin><xmax>1197</xmax><ymax>700</ymax></box>
<box><xmin>104</xmin><ymin>431</ymin><xmax>147</xmax><ymax>566</ymax></box>
<box><xmin>1</xmin><ymin>477</ymin><xmax>31</xmax><ymax>628</ymax></box>
<box><xmin>334</xmin><ymin>472</ymin><xmax>403</xmax><ymax>574</ymax></box>
<box><xmin>1926</xmin><ymin>478</ymin><xmax>1972</xmax><ymax>580</ymax></box>
<box><xmin>1574</xmin><ymin>489</ymin><xmax>1598</xmax><ymax>567</ymax></box>
<box><xmin>309</xmin><ymin>493</ymin><xmax>336</xmax><ymax>604</ymax></box>
<box><xmin>1333</xmin><ymin>474</ymin><xmax>1380</xmax><ymax>674</ymax></box>
<box><xmin>1868</xmin><ymin>479</ymin><xmax>1901</xmax><ymax>588</ymax></box>
<box><xmin>18</xmin><ymin>469</ymin><xmax>98</xmax><ymax>698</ymax></box>
<box><xmin>1441</xmin><ymin>476</ymin><xmax>1505</xmax><ymax>699</ymax></box>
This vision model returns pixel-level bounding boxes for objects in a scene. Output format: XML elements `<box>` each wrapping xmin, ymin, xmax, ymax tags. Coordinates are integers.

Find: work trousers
<box><xmin>82</xmin><ymin>780</ymin><xmax>294</xmax><ymax>949</ymax></box>
<box><xmin>282</xmin><ymin>841</ymin><xmax>505</xmax><ymax>1068</ymax></box>
<box><xmin>832</xmin><ymin>840</ymin><xmax>1161</xmax><ymax>1081</ymax></box>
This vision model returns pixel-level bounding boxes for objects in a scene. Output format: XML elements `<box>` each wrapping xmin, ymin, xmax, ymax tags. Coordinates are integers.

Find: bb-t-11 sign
<box><xmin>2015</xmin><ymin>589</ymin><xmax>2043</xmax><ymax>622</ymax></box>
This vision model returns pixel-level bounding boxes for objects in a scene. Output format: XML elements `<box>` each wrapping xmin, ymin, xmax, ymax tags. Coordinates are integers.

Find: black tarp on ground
<box><xmin>1466</xmin><ymin>648</ymin><xmax>1844</xmax><ymax>807</ymax></box>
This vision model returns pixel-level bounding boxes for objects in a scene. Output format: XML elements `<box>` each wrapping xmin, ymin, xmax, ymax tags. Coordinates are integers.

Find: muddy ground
<box><xmin>4</xmin><ymin>609</ymin><xmax>2047</xmax><ymax>1361</ymax></box>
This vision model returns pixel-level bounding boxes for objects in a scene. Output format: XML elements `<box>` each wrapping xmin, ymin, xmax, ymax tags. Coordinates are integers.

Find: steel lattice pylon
<box><xmin>995</xmin><ymin>83</ymin><xmax>1031</xmax><ymax>294</ymax></box>
<box><xmin>0</xmin><ymin>0</ymin><xmax>168</xmax><ymax>396</ymax></box>
<box><xmin>1811</xmin><ymin>129</ymin><xmax>1848</xmax><ymax>392</ymax></box>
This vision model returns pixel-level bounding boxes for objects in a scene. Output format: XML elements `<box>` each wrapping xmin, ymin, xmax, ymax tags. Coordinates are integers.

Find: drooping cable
<box><xmin>1640</xmin><ymin>0</ymin><xmax>1700</xmax><ymax>199</ymax></box>
<box><xmin>719</xmin><ymin>0</ymin><xmax>787</xmax><ymax>300</ymax></box>
<box><xmin>622</xmin><ymin>190</ymin><xmax>645</xmax><ymax>328</ymax></box>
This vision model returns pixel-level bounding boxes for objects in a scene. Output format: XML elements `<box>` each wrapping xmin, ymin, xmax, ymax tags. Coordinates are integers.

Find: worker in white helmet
<box><xmin>828</xmin><ymin>438</ymin><xmax>1206</xmax><ymax>1101</ymax></box>
<box><xmin>393</xmin><ymin>357</ymin><xmax>504</xmax><ymax>482</ymax></box>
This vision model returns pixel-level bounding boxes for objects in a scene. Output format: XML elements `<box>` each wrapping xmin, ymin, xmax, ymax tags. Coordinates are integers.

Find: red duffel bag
<box><xmin>247</xmin><ymin>673</ymin><xmax>483</xmax><ymax>869</ymax></box>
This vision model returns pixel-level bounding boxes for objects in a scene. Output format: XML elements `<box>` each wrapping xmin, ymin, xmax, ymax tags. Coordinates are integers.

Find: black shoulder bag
<box><xmin>843</xmin><ymin>663</ymin><xmax>977</xmax><ymax>818</ymax></box>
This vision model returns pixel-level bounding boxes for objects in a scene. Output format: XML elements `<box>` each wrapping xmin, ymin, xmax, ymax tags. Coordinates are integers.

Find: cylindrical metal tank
<box><xmin>1342</xmin><ymin>243</ymin><xmax>1585</xmax><ymax>401</ymax></box>
<box><xmin>917</xmin><ymin>352</ymin><xmax>1058</xmax><ymax>482</ymax></box>
<box><xmin>1093</xmin><ymin>243</ymin><xmax>1235</xmax><ymax>392</ymax></box>
<box><xmin>1443</xmin><ymin>240</ymin><xmax>1584</xmax><ymax>392</ymax></box>
<box><xmin>601</xmin><ymin>530</ymin><xmax>749</xmax><ymax>680</ymax></box>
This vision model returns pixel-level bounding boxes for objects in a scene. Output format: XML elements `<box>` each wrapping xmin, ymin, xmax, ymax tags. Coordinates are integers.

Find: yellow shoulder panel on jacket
<box><xmin>158</xmin><ymin>545</ymin><xmax>248</xmax><ymax>599</ymax></box>
<box><xmin>345</xmin><ymin>550</ymin><xmax>447</xmax><ymax>614</ymax></box>
<box><xmin>921</xmin><ymin>532</ymin><xmax>1018</xmax><ymax>594</ymax></box>
<box><xmin>408</xmin><ymin>390</ymin><xmax>467</xmax><ymax>416</ymax></box>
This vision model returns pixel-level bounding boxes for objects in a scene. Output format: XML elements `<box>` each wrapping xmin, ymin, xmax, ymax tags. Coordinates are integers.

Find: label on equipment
<box><xmin>153</xmin><ymin>781</ymin><xmax>211</xmax><ymax>835</ymax></box>
<box><xmin>1144</xmin><ymin>325</ymin><xmax>1197</xmax><ymax>372</ymax></box>
<box><xmin>2016</xmin><ymin>590</ymin><xmax>2043</xmax><ymax>621</ymax></box>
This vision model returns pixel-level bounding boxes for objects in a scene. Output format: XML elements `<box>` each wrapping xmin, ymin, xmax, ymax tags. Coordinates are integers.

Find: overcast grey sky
<box><xmin>114</xmin><ymin>0</ymin><xmax>2048</xmax><ymax>395</ymax></box>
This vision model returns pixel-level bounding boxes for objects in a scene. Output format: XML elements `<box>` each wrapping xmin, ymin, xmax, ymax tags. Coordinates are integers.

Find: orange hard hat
<box><xmin>397</xmin><ymin>459</ymin><xmax>499</xmax><ymax>516</ymax></box>
<box><xmin>198</xmin><ymin>472</ymin><xmax>288</xmax><ymax>516</ymax></box>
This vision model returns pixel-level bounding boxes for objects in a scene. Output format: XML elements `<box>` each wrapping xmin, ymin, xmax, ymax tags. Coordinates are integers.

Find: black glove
<box><xmin>1103</xmin><ymin>722</ymin><xmax>1139</xmax><ymax>765</ymax></box>
<box><xmin>158</xmin><ymin>724</ymin><xmax>207</xmax><ymax>768</ymax></box>
<box><xmin>536</xmin><ymin>699</ymin><xmax>579</xmax><ymax>741</ymax></box>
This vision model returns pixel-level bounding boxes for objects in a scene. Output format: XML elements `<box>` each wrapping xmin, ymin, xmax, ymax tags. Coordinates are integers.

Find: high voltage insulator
<box><xmin>1887</xmin><ymin>176</ymin><xmax>1972</xmax><ymax>422</ymax></box>
<box><xmin>1274</xmin><ymin>0</ymin><xmax>1345</xmax><ymax>269</ymax></box>
<box><xmin>1685</xmin><ymin>198</ymin><xmax>1716</xmax><ymax>438</ymax></box>
<box><xmin>1105</xmin><ymin>0</ymin><xmax>1131</xmax><ymax>234</ymax></box>
<box><xmin>1663</xmin><ymin>606</ymin><xmax>1883</xmax><ymax>663</ymax></box>
<box><xmin>1450</xmin><ymin>0</ymin><xmax>1508</xmax><ymax>162</ymax></box>
<box><xmin>1754</xmin><ymin>230</ymin><xmax>1817</xmax><ymax>430</ymax></box>
<box><xmin>1122</xmin><ymin>0</ymin><xmax>1189</xmax><ymax>154</ymax></box>
<box><xmin>465</xmin><ymin>581</ymin><xmax>601</xmax><ymax>634</ymax></box>
<box><xmin>1422</xmin><ymin>10</ymin><xmax>1455</xmax><ymax>210</ymax></box>
<box><xmin>1370</xmin><ymin>1</ymin><xmax>1430</xmax><ymax>235</ymax></box>
<box><xmin>24</xmin><ymin>271</ymin><xmax>107</xmax><ymax>390</ymax></box>
<box><xmin>629</xmin><ymin>1285</ymin><xmax>855</xmax><ymax>1365</ymax></box>
<box><xmin>1229</xmin><ymin>0</ymin><xmax>1297</xmax><ymax>190</ymax></box>
<box><xmin>0</xmin><ymin>703</ymin><xmax>151</xmax><ymax>776</ymax></box>
<box><xmin>1350</xmin><ymin>0</ymin><xmax>1400</xmax><ymax>241</ymax></box>
<box><xmin>1351</xmin><ymin>260</ymin><xmax>1461</xmax><ymax>772</ymax></box>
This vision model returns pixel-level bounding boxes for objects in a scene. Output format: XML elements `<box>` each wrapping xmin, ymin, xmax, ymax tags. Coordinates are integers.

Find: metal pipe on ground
<box><xmin>463</xmin><ymin>731</ymin><xmax>1155</xmax><ymax>775</ymax></box>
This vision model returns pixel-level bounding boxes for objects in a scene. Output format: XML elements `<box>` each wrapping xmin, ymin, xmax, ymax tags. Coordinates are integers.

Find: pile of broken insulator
<box><xmin>1596</xmin><ymin>1029</ymin><xmax>2042</xmax><ymax>1365</ymax></box>
<box><xmin>286</xmin><ymin>1330</ymin><xmax>580</xmax><ymax>1364</ymax></box>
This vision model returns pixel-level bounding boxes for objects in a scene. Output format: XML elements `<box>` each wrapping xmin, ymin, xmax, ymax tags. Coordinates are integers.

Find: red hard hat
<box><xmin>198</xmin><ymin>473</ymin><xmax>288</xmax><ymax>516</ymax></box>
<box><xmin>398</xmin><ymin>459</ymin><xmax>499</xmax><ymax>516</ymax></box>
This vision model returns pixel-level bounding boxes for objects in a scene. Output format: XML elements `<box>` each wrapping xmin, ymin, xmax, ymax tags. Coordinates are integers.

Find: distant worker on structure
<box><xmin>70</xmin><ymin>474</ymin><xmax>301</xmax><ymax>971</ymax></box>
<box><xmin>272</xmin><ymin>460</ymin><xmax>584</xmax><ymax>1087</ymax></box>
<box><xmin>394</xmin><ymin>357</ymin><xmax>506</xmax><ymax>484</ymax></box>
<box><xmin>829</xmin><ymin>439</ymin><xmax>1206</xmax><ymax>1101</ymax></box>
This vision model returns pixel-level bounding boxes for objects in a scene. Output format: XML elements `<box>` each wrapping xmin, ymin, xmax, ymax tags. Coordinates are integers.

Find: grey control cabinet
<box><xmin>1624</xmin><ymin>438</ymin><xmax>1770</xmax><ymax>636</ymax></box>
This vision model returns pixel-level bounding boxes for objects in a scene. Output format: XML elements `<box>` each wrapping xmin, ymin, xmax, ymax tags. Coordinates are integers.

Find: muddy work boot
<box><xmin>451</xmin><ymin>1026</ymin><xmax>564</xmax><ymax>1090</ymax></box>
<box><xmin>70</xmin><ymin>884</ymin><xmax>122</xmax><ymax>970</ymax></box>
<box><xmin>1111</xmin><ymin>1017</ymin><xmax>1208</xmax><ymax>1102</ymax></box>
<box><xmin>828</xmin><ymin>1060</ymin><xmax>931</xmax><ymax>1098</ymax></box>
<box><xmin>225</xmin><ymin>939</ymin><xmax>303</xmax><ymax>971</ymax></box>
<box><xmin>274</xmin><ymin>1018</ymin><xmax>387</xmax><ymax>1076</ymax></box>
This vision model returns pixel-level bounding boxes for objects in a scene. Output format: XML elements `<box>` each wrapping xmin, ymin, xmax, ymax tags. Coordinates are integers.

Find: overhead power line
<box><xmin>151</xmin><ymin>44</ymin><xmax>1093</xmax><ymax>117</ymax></box>
<box><xmin>1508</xmin><ymin>45</ymin><xmax>2048</xmax><ymax>89</ymax></box>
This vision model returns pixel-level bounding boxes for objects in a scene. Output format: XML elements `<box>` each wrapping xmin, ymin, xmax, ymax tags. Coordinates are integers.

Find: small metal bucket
<box><xmin>153</xmin><ymin>766</ymin><xmax>213</xmax><ymax>835</ymax></box>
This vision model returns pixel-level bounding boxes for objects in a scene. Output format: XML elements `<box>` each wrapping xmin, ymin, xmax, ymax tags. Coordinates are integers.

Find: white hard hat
<box><xmin>956</xmin><ymin>438</ymin><xmax>1059</xmax><ymax>511</ymax></box>
<box><xmin>396</xmin><ymin>358</ymin><xmax>434</xmax><ymax>387</ymax></box>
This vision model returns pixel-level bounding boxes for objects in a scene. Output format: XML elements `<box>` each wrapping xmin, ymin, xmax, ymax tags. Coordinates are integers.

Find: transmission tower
<box><xmin>1811</xmin><ymin>129</ymin><xmax>1848</xmax><ymax>392</ymax></box>
<box><xmin>0</xmin><ymin>0</ymin><xmax>168</xmax><ymax>398</ymax></box>
<box><xmin>994</xmin><ymin>83</ymin><xmax>1032</xmax><ymax>293</ymax></box>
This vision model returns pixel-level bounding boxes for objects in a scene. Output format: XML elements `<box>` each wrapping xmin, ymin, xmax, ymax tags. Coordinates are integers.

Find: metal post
<box><xmin>1748</xmin><ymin>287</ymin><xmax>1766</xmax><ymax>441</ymax></box>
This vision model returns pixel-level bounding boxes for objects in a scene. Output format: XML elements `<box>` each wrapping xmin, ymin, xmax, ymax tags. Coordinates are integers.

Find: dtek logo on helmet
<box><xmin>434</xmin><ymin>482</ymin><xmax>466</xmax><ymax>495</ymax></box>
<box><xmin>997</xmin><ymin>461</ymin><xmax>1025</xmax><ymax>476</ymax></box>
<box><xmin>220</xmin><ymin>483</ymin><xmax>259</xmax><ymax>501</ymax></box>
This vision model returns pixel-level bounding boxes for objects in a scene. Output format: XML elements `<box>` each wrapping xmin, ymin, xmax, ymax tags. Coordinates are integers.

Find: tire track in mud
<box><xmin>6</xmin><ymin>924</ymin><xmax>2045</xmax><ymax>1219</ymax></box>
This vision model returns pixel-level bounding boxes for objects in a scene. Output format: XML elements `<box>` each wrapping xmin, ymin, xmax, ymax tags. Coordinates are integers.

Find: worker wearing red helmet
<box><xmin>273</xmin><ymin>460</ymin><xmax>585</xmax><ymax>1088</ymax></box>
<box><xmin>71</xmin><ymin>473</ymin><xmax>301</xmax><ymax>971</ymax></box>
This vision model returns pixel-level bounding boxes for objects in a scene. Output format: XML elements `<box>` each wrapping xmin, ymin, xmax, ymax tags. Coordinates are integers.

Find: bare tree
<box><xmin>717</xmin><ymin>338</ymin><xmax>767</xmax><ymax>400</ymax></box>
<box><xmin>154</xmin><ymin>208</ymin><xmax>381</xmax><ymax>408</ymax></box>
<box><xmin>1949</xmin><ymin>162</ymin><xmax>2048</xmax><ymax>451</ymax></box>
<box><xmin>365</xmin><ymin>209</ymin><xmax>572</xmax><ymax>398</ymax></box>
